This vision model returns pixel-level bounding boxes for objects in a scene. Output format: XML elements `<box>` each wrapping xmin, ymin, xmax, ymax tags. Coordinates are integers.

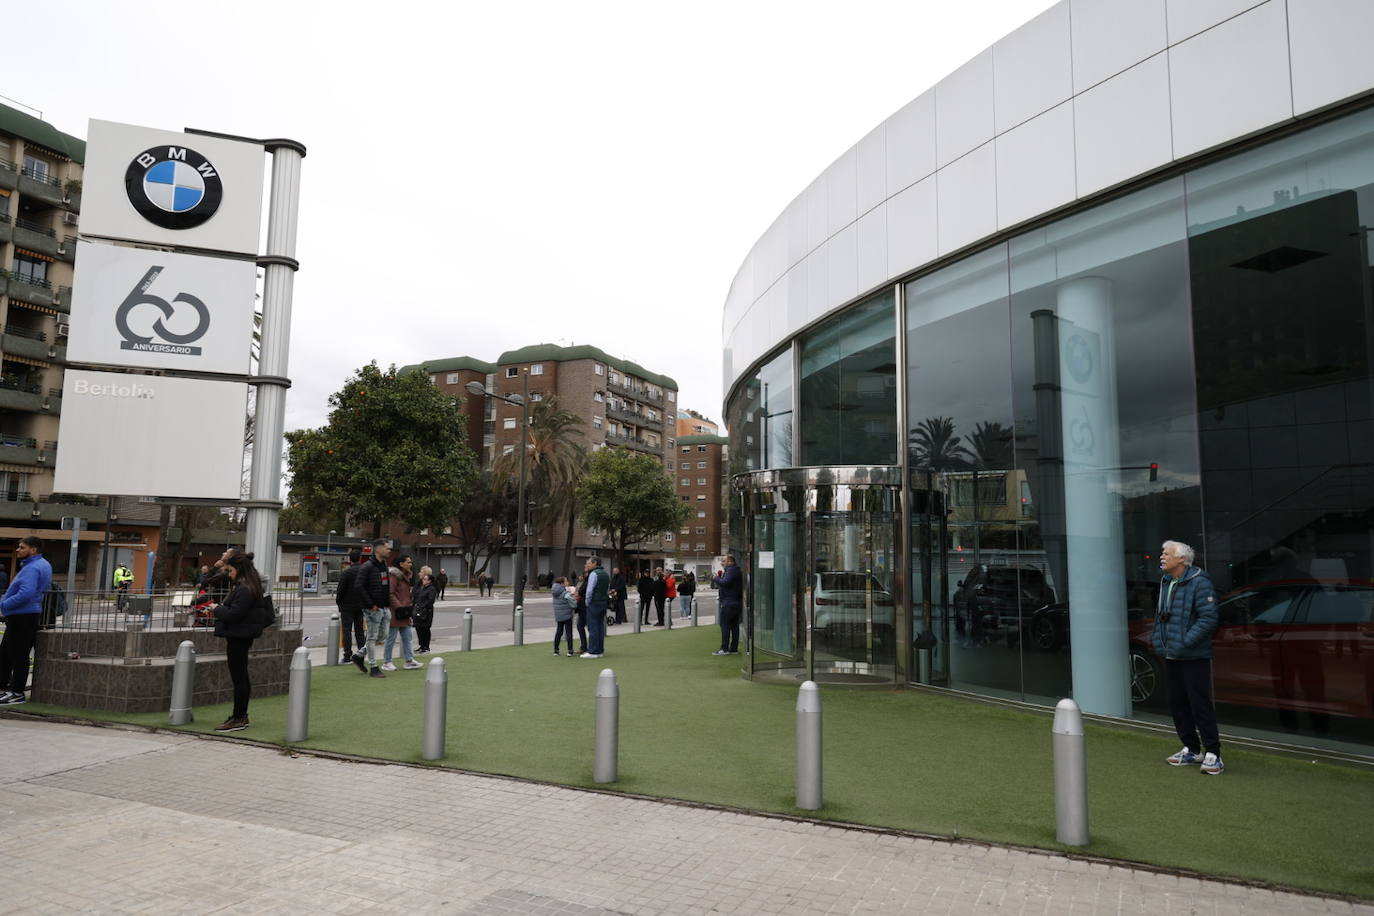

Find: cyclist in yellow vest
<box><xmin>113</xmin><ymin>564</ymin><xmax>133</xmax><ymax>611</ymax></box>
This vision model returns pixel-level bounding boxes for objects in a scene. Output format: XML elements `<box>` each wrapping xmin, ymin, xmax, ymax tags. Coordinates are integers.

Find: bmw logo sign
<box><xmin>124</xmin><ymin>146</ymin><xmax>224</xmax><ymax>230</ymax></box>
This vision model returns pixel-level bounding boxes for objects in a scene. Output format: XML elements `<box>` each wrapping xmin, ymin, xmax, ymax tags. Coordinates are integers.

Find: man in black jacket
<box><xmin>350</xmin><ymin>539</ymin><xmax>392</xmax><ymax>678</ymax></box>
<box><xmin>609</xmin><ymin>567</ymin><xmax>627</xmax><ymax>625</ymax></box>
<box><xmin>637</xmin><ymin>570</ymin><xmax>654</xmax><ymax>625</ymax></box>
<box><xmin>335</xmin><ymin>550</ymin><xmax>365</xmax><ymax>664</ymax></box>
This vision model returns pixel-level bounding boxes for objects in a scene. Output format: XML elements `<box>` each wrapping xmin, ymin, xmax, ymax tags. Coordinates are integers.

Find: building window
<box><xmin>594</xmin><ymin>364</ymin><xmax>605</xmax><ymax>375</ymax></box>
<box><xmin>447</xmin><ymin>373</ymin><xmax>459</xmax><ymax>384</ymax></box>
<box><xmin>681</xmin><ymin>446</ymin><xmax>690</xmax><ymax>454</ymax></box>
<box><xmin>697</xmin><ymin>445</ymin><xmax>707</xmax><ymax>452</ymax></box>
<box><xmin>695</xmin><ymin>527</ymin><xmax>705</xmax><ymax>535</ymax></box>
<box><xmin>13</xmin><ymin>255</ymin><xmax>47</xmax><ymax>284</ymax></box>
<box><xmin>502</xmin><ymin>445</ymin><xmax>514</xmax><ymax>456</ymax></box>
<box><xmin>592</xmin><ymin>415</ymin><xmax>603</xmax><ymax>429</ymax></box>
<box><xmin>680</xmin><ymin>527</ymin><xmax>690</xmax><ymax>535</ymax></box>
<box><xmin>530</xmin><ymin>364</ymin><xmax>544</xmax><ymax>375</ymax></box>
<box><xmin>664</xmin><ymin>533</ymin><xmax>673</xmax><ymax>542</ymax></box>
<box><xmin>680</xmin><ymin>478</ymin><xmax>690</xmax><ymax>486</ymax></box>
<box><xmin>529</xmin><ymin>392</ymin><xmax>543</xmax><ymax>401</ymax></box>
<box><xmin>503</xmin><ymin>418</ymin><xmax>516</xmax><ymax>429</ymax></box>
<box><xmin>505</xmin><ymin>367</ymin><xmax>519</xmax><ymax>378</ymax></box>
<box><xmin>593</xmin><ymin>391</ymin><xmax>604</xmax><ymax>402</ymax></box>
<box><xmin>668</xmin><ymin>391</ymin><xmax>676</xmax><ymax>402</ymax></box>
<box><xmin>697</xmin><ymin>478</ymin><xmax>706</xmax><ymax>486</ymax></box>
<box><xmin>696</xmin><ymin>494</ymin><xmax>706</xmax><ymax>501</ymax></box>
<box><xmin>22</xmin><ymin>155</ymin><xmax>49</xmax><ymax>181</ymax></box>
<box><xmin>697</xmin><ymin>461</ymin><xmax>707</xmax><ymax>469</ymax></box>
<box><xmin>696</xmin><ymin>543</ymin><xmax>706</xmax><ymax>551</ymax></box>
<box><xmin>697</xmin><ymin>510</ymin><xmax>706</xmax><ymax>518</ymax></box>
<box><xmin>608</xmin><ymin>371</ymin><xmax>619</xmax><ymax>384</ymax></box>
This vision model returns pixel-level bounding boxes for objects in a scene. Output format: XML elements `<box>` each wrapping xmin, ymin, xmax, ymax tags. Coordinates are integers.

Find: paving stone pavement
<box><xmin>1</xmin><ymin>717</ymin><xmax>1370</xmax><ymax>915</ymax></box>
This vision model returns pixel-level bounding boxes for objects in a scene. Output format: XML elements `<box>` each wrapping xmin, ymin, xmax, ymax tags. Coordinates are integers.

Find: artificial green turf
<box><xmin>24</xmin><ymin>625</ymin><xmax>1374</xmax><ymax>899</ymax></box>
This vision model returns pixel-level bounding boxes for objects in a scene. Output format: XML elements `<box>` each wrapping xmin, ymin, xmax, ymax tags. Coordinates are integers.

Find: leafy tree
<box><xmin>490</xmin><ymin>396</ymin><xmax>586</xmax><ymax>577</ymax></box>
<box><xmin>286</xmin><ymin>362</ymin><xmax>479</xmax><ymax>538</ymax></box>
<box><xmin>578</xmin><ymin>447</ymin><xmax>690</xmax><ymax>572</ymax></box>
<box><xmin>452</xmin><ymin>470</ymin><xmax>517</xmax><ymax>583</ymax></box>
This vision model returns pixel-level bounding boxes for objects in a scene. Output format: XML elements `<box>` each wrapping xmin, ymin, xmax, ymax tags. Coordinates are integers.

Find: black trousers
<box><xmin>613</xmin><ymin>596</ymin><xmax>626</xmax><ymax>624</ymax></box>
<box><xmin>575</xmin><ymin>613</ymin><xmax>588</xmax><ymax>651</ymax></box>
<box><xmin>415</xmin><ymin>623</ymin><xmax>432</xmax><ymax>651</ymax></box>
<box><xmin>225</xmin><ymin>636</ymin><xmax>254</xmax><ymax>719</ymax></box>
<box><xmin>653</xmin><ymin>596</ymin><xmax>665</xmax><ymax>625</ymax></box>
<box><xmin>1166</xmin><ymin>657</ymin><xmax>1220</xmax><ymax>755</ymax></box>
<box><xmin>338</xmin><ymin>607</ymin><xmax>365</xmax><ymax>658</ymax></box>
<box><xmin>554</xmin><ymin>620</ymin><xmax>575</xmax><ymax>651</ymax></box>
<box><xmin>638</xmin><ymin>596</ymin><xmax>651</xmax><ymax>624</ymax></box>
<box><xmin>718</xmin><ymin>605</ymin><xmax>741</xmax><ymax>653</ymax></box>
<box><xmin>0</xmin><ymin>612</ymin><xmax>39</xmax><ymax>694</ymax></box>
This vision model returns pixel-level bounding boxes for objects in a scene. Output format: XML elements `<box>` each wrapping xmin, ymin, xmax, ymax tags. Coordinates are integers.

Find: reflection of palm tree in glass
<box><xmin>968</xmin><ymin>420</ymin><xmax>1013</xmax><ymax>470</ymax></box>
<box><xmin>909</xmin><ymin>416</ymin><xmax>971</xmax><ymax>470</ymax></box>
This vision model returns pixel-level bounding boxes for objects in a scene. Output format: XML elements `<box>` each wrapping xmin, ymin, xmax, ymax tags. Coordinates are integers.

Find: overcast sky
<box><xmin>9</xmin><ymin>0</ymin><xmax>1055</xmax><ymax>433</ymax></box>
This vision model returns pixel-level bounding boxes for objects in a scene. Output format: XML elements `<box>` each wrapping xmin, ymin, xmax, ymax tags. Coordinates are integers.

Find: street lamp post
<box><xmin>467</xmin><ymin>375</ymin><xmax>528</xmax><ymax>629</ymax></box>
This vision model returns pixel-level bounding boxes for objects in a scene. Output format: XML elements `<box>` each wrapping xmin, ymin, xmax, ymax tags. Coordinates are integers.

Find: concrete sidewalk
<box><xmin>1</xmin><ymin>717</ymin><xmax>1368</xmax><ymax>915</ymax></box>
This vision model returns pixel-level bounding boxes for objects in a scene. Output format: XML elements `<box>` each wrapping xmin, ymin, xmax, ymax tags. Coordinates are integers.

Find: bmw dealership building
<box><xmin>723</xmin><ymin>0</ymin><xmax>1374</xmax><ymax>756</ymax></box>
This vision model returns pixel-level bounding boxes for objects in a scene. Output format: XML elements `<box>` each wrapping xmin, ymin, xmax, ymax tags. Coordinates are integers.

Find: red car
<box><xmin>1129</xmin><ymin>581</ymin><xmax>1374</xmax><ymax>721</ymax></box>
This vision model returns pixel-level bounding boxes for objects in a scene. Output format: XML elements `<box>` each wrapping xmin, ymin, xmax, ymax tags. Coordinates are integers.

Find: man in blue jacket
<box><xmin>580</xmin><ymin>557</ymin><xmax>609</xmax><ymax>658</ymax></box>
<box><xmin>712</xmin><ymin>555</ymin><xmax>743</xmax><ymax>656</ymax></box>
<box><xmin>1153</xmin><ymin>540</ymin><xmax>1223</xmax><ymax>775</ymax></box>
<box><xmin>0</xmin><ymin>536</ymin><xmax>54</xmax><ymax>705</ymax></box>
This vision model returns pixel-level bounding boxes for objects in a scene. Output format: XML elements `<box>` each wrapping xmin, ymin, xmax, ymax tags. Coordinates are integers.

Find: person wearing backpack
<box><xmin>212</xmin><ymin>552</ymin><xmax>273</xmax><ymax>732</ymax></box>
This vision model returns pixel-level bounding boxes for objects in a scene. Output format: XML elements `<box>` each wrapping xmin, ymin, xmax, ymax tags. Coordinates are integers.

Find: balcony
<box><xmin>0</xmin><ymin>379</ymin><xmax>60</xmax><ymax>415</ymax></box>
<box><xmin>56</xmin><ymin>235</ymin><xmax>76</xmax><ymax>264</ymax></box>
<box><xmin>0</xmin><ymin>212</ymin><xmax>10</xmax><ymax>245</ymax></box>
<box><xmin>12</xmin><ymin>217</ymin><xmax>59</xmax><ymax>258</ymax></box>
<box><xmin>0</xmin><ymin>159</ymin><xmax>15</xmax><ymax>192</ymax></box>
<box><xmin>0</xmin><ymin>492</ymin><xmax>107</xmax><ymax>524</ymax></box>
<box><xmin>5</xmin><ymin>274</ymin><xmax>63</xmax><ymax>310</ymax></box>
<box><xmin>606</xmin><ymin>377</ymin><xmax>663</xmax><ymax>406</ymax></box>
<box><xmin>18</xmin><ymin>166</ymin><xmax>65</xmax><ymax>207</ymax></box>
<box><xmin>603</xmin><ymin>431</ymin><xmax>663</xmax><ymax>455</ymax></box>
<box><xmin>3</xmin><ymin>325</ymin><xmax>62</xmax><ymax>363</ymax></box>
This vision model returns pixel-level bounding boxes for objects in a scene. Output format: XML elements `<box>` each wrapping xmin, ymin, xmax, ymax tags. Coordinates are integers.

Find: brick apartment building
<box><xmin>399</xmin><ymin>344</ymin><xmax>680</xmax><ymax>582</ymax></box>
<box><xmin>672</xmin><ymin>432</ymin><xmax>728</xmax><ymax>578</ymax></box>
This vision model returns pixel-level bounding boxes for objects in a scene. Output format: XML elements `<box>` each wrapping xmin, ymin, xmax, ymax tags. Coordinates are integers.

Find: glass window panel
<box><xmin>726</xmin><ymin>347</ymin><xmax>793</xmax><ymax>474</ymax></box>
<box><xmin>799</xmin><ymin>290</ymin><xmax>897</xmax><ymax>466</ymax></box>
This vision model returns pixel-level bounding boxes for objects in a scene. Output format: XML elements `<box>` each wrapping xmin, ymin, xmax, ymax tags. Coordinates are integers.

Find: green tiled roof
<box><xmin>0</xmin><ymin>102</ymin><xmax>85</xmax><ymax>163</ymax></box>
<box><xmin>497</xmin><ymin>344</ymin><xmax>677</xmax><ymax>391</ymax></box>
<box><xmin>677</xmin><ymin>434</ymin><xmax>728</xmax><ymax>446</ymax></box>
<box><xmin>400</xmin><ymin>356</ymin><xmax>498</xmax><ymax>376</ymax></box>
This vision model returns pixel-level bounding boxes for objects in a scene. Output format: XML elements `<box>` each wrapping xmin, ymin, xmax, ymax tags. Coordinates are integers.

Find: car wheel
<box><xmin>1130</xmin><ymin>649</ymin><xmax>1164</xmax><ymax>708</ymax></box>
<box><xmin>1028</xmin><ymin>613</ymin><xmax>1060</xmax><ymax>651</ymax></box>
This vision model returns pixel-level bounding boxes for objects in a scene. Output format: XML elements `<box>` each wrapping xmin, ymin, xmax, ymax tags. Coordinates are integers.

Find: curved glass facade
<box><xmin>727</xmin><ymin>106</ymin><xmax>1374</xmax><ymax>755</ymax></box>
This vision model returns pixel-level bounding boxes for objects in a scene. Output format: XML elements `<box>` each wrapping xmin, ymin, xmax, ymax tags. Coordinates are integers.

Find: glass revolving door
<box><xmin>738</xmin><ymin>467</ymin><xmax>902</xmax><ymax>684</ymax></box>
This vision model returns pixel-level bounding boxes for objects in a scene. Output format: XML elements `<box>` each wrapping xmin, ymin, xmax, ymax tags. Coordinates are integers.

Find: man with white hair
<box><xmin>1153</xmin><ymin>540</ymin><xmax>1223</xmax><ymax>775</ymax></box>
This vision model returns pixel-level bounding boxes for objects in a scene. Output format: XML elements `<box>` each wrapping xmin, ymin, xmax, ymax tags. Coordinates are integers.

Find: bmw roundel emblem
<box><xmin>124</xmin><ymin>145</ymin><xmax>224</xmax><ymax>230</ymax></box>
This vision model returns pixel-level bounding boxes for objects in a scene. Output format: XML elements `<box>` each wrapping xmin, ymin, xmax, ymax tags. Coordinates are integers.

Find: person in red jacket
<box><xmin>664</xmin><ymin>570</ymin><xmax>678</xmax><ymax>618</ymax></box>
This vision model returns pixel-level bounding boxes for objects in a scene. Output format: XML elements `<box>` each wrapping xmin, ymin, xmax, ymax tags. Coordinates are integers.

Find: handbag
<box><xmin>395</xmin><ymin>604</ymin><xmax>413</xmax><ymax>621</ymax></box>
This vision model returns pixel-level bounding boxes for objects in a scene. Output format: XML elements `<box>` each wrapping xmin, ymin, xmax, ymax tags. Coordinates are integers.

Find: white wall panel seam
<box><xmin>1282</xmin><ymin>0</ymin><xmax>1296</xmax><ymax>121</ymax></box>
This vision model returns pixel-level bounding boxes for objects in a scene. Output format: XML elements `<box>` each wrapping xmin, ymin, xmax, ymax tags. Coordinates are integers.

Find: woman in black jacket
<box><xmin>213</xmin><ymin>552</ymin><xmax>270</xmax><ymax>733</ymax></box>
<box><xmin>412</xmin><ymin>571</ymin><xmax>438</xmax><ymax>654</ymax></box>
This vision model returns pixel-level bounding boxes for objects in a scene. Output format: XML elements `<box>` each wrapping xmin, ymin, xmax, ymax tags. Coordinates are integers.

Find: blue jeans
<box><xmin>363</xmin><ymin>608</ymin><xmax>389</xmax><ymax>666</ymax></box>
<box><xmin>586</xmin><ymin>604</ymin><xmax>607</xmax><ymax>655</ymax></box>
<box><xmin>385</xmin><ymin>625</ymin><xmax>415</xmax><ymax>664</ymax></box>
<box><xmin>679</xmin><ymin>595</ymin><xmax>693</xmax><ymax>618</ymax></box>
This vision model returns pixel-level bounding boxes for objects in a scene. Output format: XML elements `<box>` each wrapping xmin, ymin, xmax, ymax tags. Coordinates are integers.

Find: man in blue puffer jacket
<box><xmin>0</xmin><ymin>536</ymin><xmax>54</xmax><ymax>705</ymax></box>
<box><xmin>1152</xmin><ymin>540</ymin><xmax>1223</xmax><ymax>775</ymax></box>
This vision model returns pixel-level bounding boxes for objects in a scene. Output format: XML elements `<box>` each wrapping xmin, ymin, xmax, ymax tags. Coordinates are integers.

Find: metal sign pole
<box><xmin>244</xmin><ymin>139</ymin><xmax>305</xmax><ymax>587</ymax></box>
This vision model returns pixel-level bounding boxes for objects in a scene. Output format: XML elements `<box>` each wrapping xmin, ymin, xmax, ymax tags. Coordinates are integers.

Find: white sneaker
<box><xmin>380</xmin><ymin>662</ymin><xmax>397</xmax><ymax>672</ymax></box>
<box><xmin>403</xmin><ymin>660</ymin><xmax>422</xmax><ymax>670</ymax></box>
<box><xmin>580</xmin><ymin>652</ymin><xmax>602</xmax><ymax>659</ymax></box>
<box><xmin>1200</xmin><ymin>752</ymin><xmax>1225</xmax><ymax>776</ymax></box>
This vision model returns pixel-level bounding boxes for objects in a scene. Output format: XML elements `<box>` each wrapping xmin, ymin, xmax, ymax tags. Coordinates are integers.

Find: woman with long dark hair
<box><xmin>213</xmin><ymin>551</ymin><xmax>271</xmax><ymax>732</ymax></box>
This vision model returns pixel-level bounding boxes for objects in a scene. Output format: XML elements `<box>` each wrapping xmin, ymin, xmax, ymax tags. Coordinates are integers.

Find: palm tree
<box><xmin>491</xmin><ymin>396</ymin><xmax>587</xmax><ymax>578</ymax></box>
<box><xmin>909</xmin><ymin>416</ymin><xmax>971</xmax><ymax>471</ymax></box>
<box><xmin>968</xmin><ymin>420</ymin><xmax>1014</xmax><ymax>470</ymax></box>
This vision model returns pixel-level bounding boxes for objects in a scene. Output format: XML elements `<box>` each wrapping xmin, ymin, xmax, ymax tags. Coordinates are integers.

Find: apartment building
<box><xmin>0</xmin><ymin>103</ymin><xmax>121</xmax><ymax>584</ymax></box>
<box><xmin>675</xmin><ymin>408</ymin><xmax>718</xmax><ymax>438</ymax></box>
<box><xmin>401</xmin><ymin>344</ymin><xmax>679</xmax><ymax>580</ymax></box>
<box><xmin>672</xmin><ymin>432</ymin><xmax>727</xmax><ymax>578</ymax></box>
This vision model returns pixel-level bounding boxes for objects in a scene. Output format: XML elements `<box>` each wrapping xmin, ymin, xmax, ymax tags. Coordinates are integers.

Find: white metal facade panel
<box><xmin>826</xmin><ymin>147</ymin><xmax>859</xmax><ymax>239</ymax></box>
<box><xmin>937</xmin><ymin>143</ymin><xmax>997</xmax><ymax>256</ymax></box>
<box><xmin>857</xmin><ymin>124</ymin><xmax>887</xmax><ymax>217</ymax></box>
<box><xmin>827</xmin><ymin>224</ymin><xmax>860</xmax><ymax>309</ymax></box>
<box><xmin>995</xmin><ymin>102</ymin><xmax>1076</xmax><ymax>230</ymax></box>
<box><xmin>935</xmin><ymin>49</ymin><xmax>996</xmax><ymax>168</ymax></box>
<box><xmin>1069</xmin><ymin>0</ymin><xmax>1167</xmax><ymax>91</ymax></box>
<box><xmin>1168</xmin><ymin>0</ymin><xmax>1292</xmax><ymax>158</ymax></box>
<box><xmin>1073</xmin><ymin>53</ymin><xmax>1173</xmax><ymax>196</ymax></box>
<box><xmin>1165</xmin><ymin>0</ymin><xmax>1266</xmax><ymax>45</ymax></box>
<box><xmin>885</xmin><ymin>91</ymin><xmax>937</xmax><ymax>196</ymax></box>
<box><xmin>994</xmin><ymin>2</ymin><xmax>1074</xmax><ymax>133</ymax></box>
<box><xmin>856</xmin><ymin>203</ymin><xmax>889</xmax><ymax>293</ymax></box>
<box><xmin>886</xmin><ymin>176</ymin><xmax>938</xmax><ymax>281</ymax></box>
<box><xmin>1288</xmin><ymin>0</ymin><xmax>1374</xmax><ymax>116</ymax></box>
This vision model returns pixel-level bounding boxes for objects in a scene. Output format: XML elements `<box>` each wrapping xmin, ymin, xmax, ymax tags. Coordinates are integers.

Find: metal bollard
<box><xmin>326</xmin><ymin>613</ymin><xmax>340</xmax><ymax>666</ymax></box>
<box><xmin>462</xmin><ymin>609</ymin><xmax>474</xmax><ymax>651</ymax></box>
<box><xmin>515</xmin><ymin>606</ymin><xmax>524</xmax><ymax>646</ymax></box>
<box><xmin>691</xmin><ymin>598</ymin><xmax>698</xmax><ymax>627</ymax></box>
<box><xmin>168</xmin><ymin>640</ymin><xmax>196</xmax><ymax>725</ymax></box>
<box><xmin>422</xmin><ymin>656</ymin><xmax>448</xmax><ymax>760</ymax></box>
<box><xmin>796</xmin><ymin>680</ymin><xmax>823</xmax><ymax>810</ymax></box>
<box><xmin>633</xmin><ymin>601</ymin><xmax>642</xmax><ymax>634</ymax></box>
<box><xmin>1052</xmin><ymin>698</ymin><xmax>1089</xmax><ymax>846</ymax></box>
<box><xmin>286</xmin><ymin>646</ymin><xmax>311</xmax><ymax>742</ymax></box>
<box><xmin>593</xmin><ymin>668</ymin><xmax>619</xmax><ymax>783</ymax></box>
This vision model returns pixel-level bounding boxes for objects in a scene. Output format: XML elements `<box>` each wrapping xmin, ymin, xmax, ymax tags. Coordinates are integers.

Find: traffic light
<box><xmin>1149</xmin><ymin>462</ymin><xmax>1158</xmax><ymax>481</ymax></box>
